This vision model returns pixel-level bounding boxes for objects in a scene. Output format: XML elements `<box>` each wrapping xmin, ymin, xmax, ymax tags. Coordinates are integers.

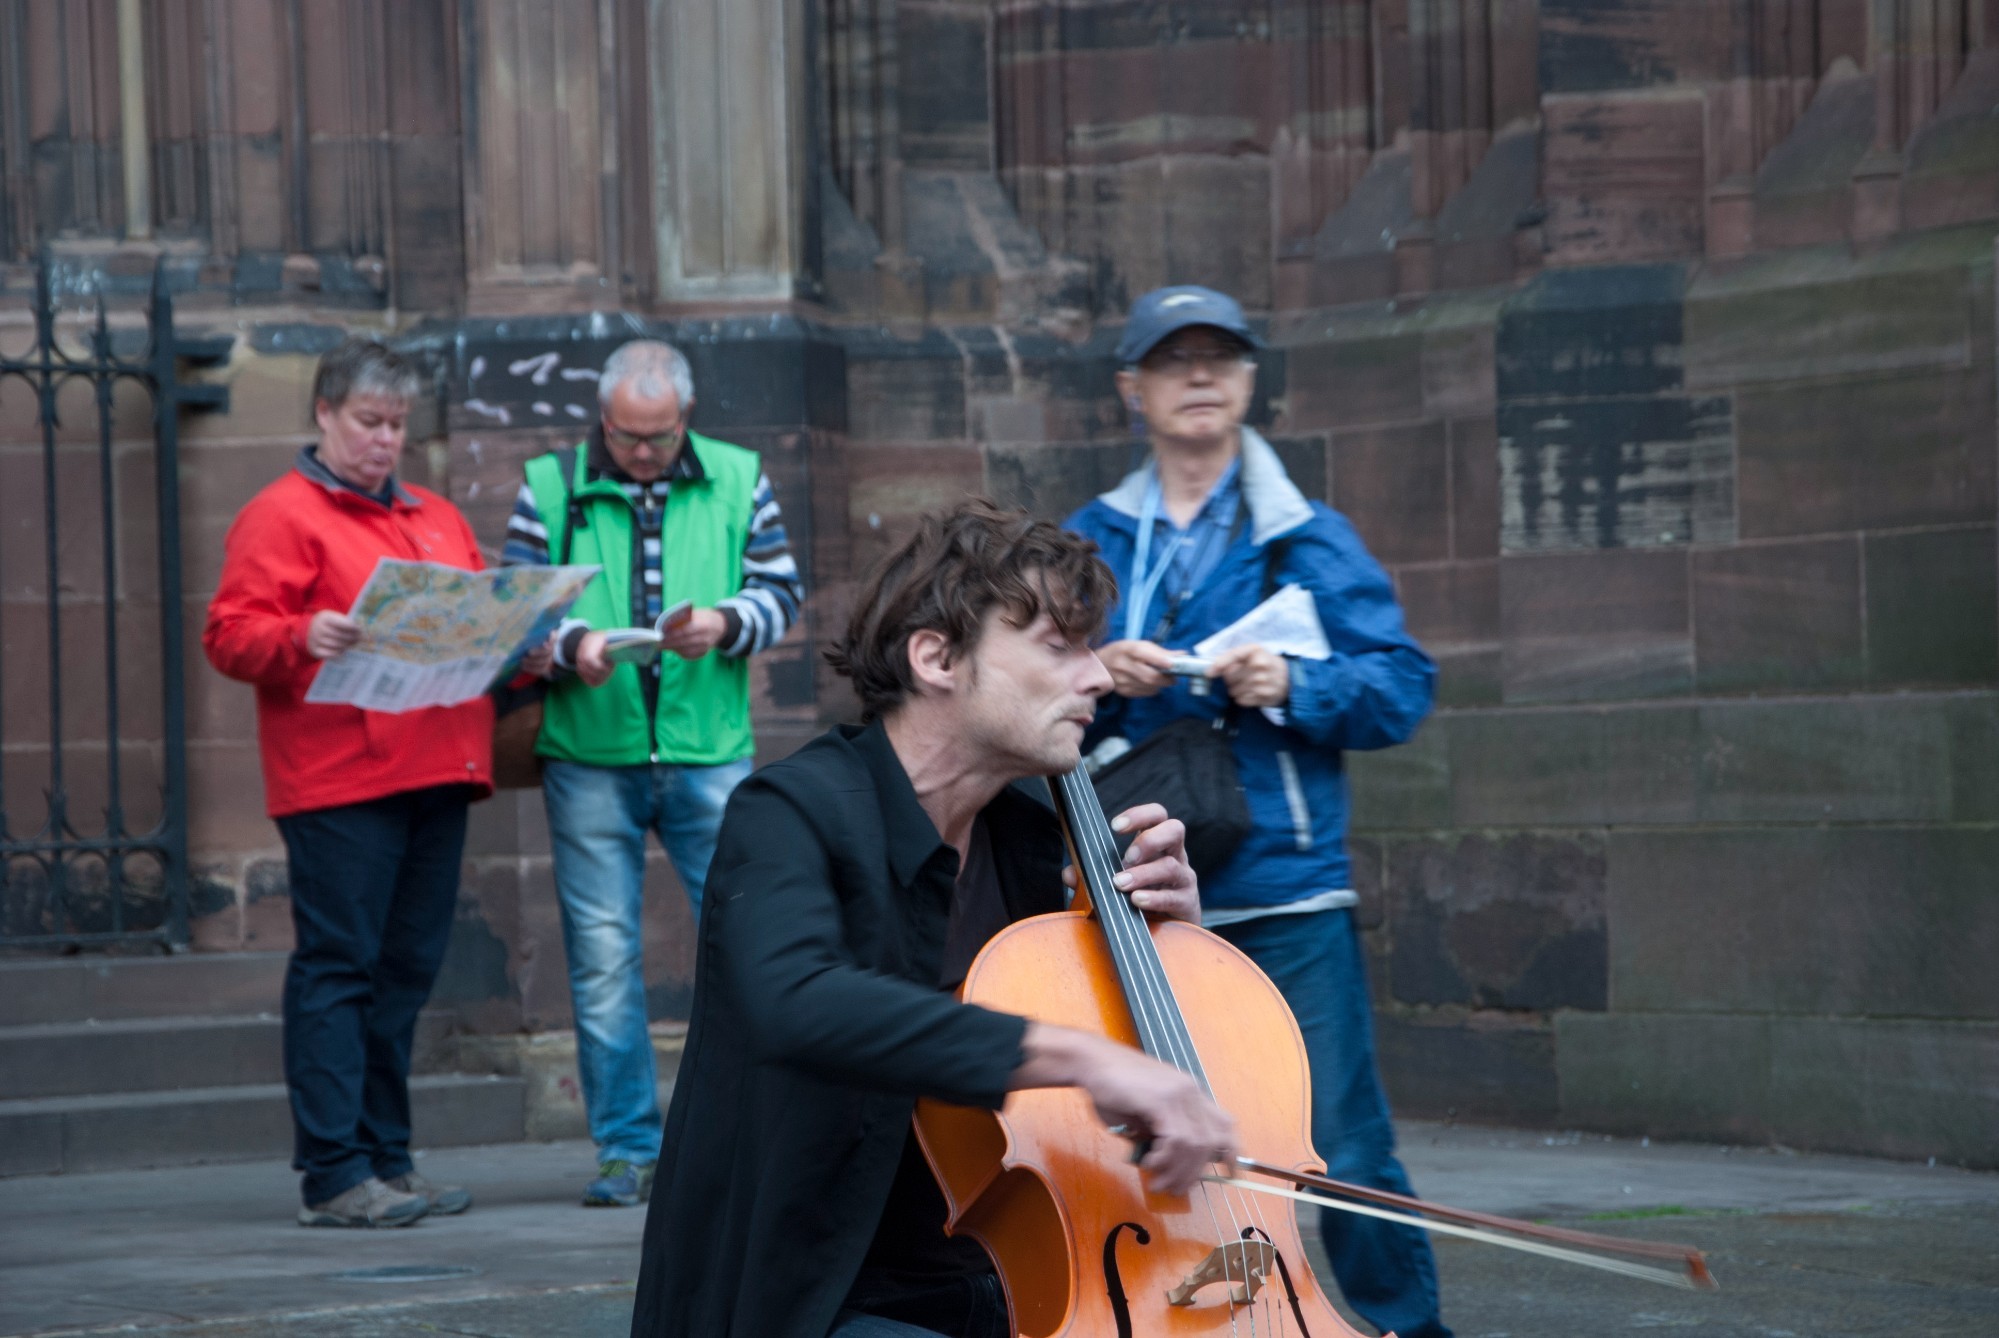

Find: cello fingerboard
<box><xmin>1052</xmin><ymin>767</ymin><xmax>1215</xmax><ymax>1095</ymax></box>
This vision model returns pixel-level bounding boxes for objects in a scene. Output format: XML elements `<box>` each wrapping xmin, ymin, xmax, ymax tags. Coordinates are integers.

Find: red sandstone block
<box><xmin>176</xmin><ymin>440</ymin><xmax>314</xmax><ymax>597</ymax></box>
<box><xmin>1330</xmin><ymin>420</ymin><xmax>1451</xmax><ymax>565</ymax></box>
<box><xmin>1420</xmin><ymin>325</ymin><xmax>1496</xmax><ymax>419</ymax></box>
<box><xmin>1543</xmin><ymin>93</ymin><xmax>1706</xmax><ymax>265</ymax></box>
<box><xmin>845</xmin><ymin>442</ymin><xmax>986</xmax><ymax>570</ymax></box>
<box><xmin>1734</xmin><ymin>366</ymin><xmax>1997</xmax><ymax>538</ymax></box>
<box><xmin>1287</xmin><ymin>334</ymin><xmax>1426</xmax><ymax>431</ymax></box>
<box><xmin>1691</xmin><ymin>537</ymin><xmax>1866</xmax><ymax>693</ymax></box>
<box><xmin>1398</xmin><ymin>559</ymin><xmax>1500</xmax><ymax>652</ymax></box>
<box><xmin>186</xmin><ymin>739</ymin><xmax>281</xmax><ymax>857</ymax></box>
<box><xmin>1500</xmin><ymin>548</ymin><xmax>1693</xmax><ymax>703</ymax></box>
<box><xmin>1448</xmin><ymin>416</ymin><xmax>1500</xmax><ymax>561</ymax></box>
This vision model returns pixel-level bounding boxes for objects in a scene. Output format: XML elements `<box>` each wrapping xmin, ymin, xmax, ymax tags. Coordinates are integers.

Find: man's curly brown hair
<box><xmin>826</xmin><ymin>498</ymin><xmax>1117</xmax><ymax>720</ymax></box>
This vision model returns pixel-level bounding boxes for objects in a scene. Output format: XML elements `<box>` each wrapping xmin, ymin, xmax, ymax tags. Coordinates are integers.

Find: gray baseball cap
<box><xmin>1116</xmin><ymin>285</ymin><xmax>1262</xmax><ymax>366</ymax></box>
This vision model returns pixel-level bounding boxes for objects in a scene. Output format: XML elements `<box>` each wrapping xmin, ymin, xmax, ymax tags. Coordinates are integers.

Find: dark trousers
<box><xmin>836</xmin><ymin>1270</ymin><xmax>1009</xmax><ymax>1338</ymax></box>
<box><xmin>277</xmin><ymin>784</ymin><xmax>471</xmax><ymax>1206</ymax></box>
<box><xmin>1212</xmin><ymin>909</ymin><xmax>1452</xmax><ymax>1338</ymax></box>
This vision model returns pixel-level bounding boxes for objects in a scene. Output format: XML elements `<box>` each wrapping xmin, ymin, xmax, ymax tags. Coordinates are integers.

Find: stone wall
<box><xmin>813</xmin><ymin>232</ymin><xmax>1999</xmax><ymax>1166</ymax></box>
<box><xmin>802</xmin><ymin>1</ymin><xmax>1999</xmax><ymax>1167</ymax></box>
<box><xmin>5</xmin><ymin>0</ymin><xmax>1997</xmax><ymax>1165</ymax></box>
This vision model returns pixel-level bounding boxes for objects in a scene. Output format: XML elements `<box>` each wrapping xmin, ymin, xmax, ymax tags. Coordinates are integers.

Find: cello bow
<box><xmin>1210</xmin><ymin>1156</ymin><xmax>1717</xmax><ymax>1291</ymax></box>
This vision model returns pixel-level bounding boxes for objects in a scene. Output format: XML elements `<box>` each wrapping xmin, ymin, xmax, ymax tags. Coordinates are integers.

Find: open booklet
<box><xmin>305</xmin><ymin>558</ymin><xmax>599</xmax><ymax>714</ymax></box>
<box><xmin>599</xmin><ymin>601</ymin><xmax>695</xmax><ymax>665</ymax></box>
<box><xmin>595</xmin><ymin>604</ymin><xmax>699</xmax><ymax>664</ymax></box>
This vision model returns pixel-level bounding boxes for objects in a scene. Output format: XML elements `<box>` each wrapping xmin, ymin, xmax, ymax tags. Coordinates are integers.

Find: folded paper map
<box><xmin>306</xmin><ymin>559</ymin><xmax>599</xmax><ymax>714</ymax></box>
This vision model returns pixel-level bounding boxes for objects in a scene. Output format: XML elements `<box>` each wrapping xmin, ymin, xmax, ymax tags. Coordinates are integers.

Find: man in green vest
<box><xmin>502</xmin><ymin>340</ymin><xmax>802</xmax><ymax>1207</ymax></box>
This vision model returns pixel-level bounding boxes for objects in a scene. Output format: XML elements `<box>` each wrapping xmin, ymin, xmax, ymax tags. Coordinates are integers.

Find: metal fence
<box><xmin>0</xmin><ymin>262</ymin><xmax>229</xmax><ymax>950</ymax></box>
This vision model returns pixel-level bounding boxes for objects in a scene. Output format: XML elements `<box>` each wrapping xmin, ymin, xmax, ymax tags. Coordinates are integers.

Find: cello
<box><xmin>913</xmin><ymin>764</ymin><xmax>1711</xmax><ymax>1336</ymax></box>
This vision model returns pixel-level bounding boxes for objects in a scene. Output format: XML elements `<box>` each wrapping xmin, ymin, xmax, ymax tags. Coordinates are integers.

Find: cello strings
<box><xmin>1064</xmin><ymin>772</ymin><xmax>1284</xmax><ymax>1334</ymax></box>
<box><xmin>1064</xmin><ymin>774</ymin><xmax>1251</xmax><ymax>1328</ymax></box>
<box><xmin>1063</xmin><ymin>773</ymin><xmax>1182</xmax><ymax>1068</ymax></box>
<box><xmin>1066</xmin><ymin>773</ymin><xmax>1286</xmax><ymax>1261</ymax></box>
<box><xmin>1193</xmin><ymin>1181</ymin><xmax>1246</xmax><ymax>1336</ymax></box>
<box><xmin>1069</xmin><ymin>772</ymin><xmax>1204</xmax><ymax>1079</ymax></box>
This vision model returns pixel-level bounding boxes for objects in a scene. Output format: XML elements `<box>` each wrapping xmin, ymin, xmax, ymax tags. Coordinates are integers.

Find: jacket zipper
<box><xmin>1274</xmin><ymin>750</ymin><xmax>1313</xmax><ymax>852</ymax></box>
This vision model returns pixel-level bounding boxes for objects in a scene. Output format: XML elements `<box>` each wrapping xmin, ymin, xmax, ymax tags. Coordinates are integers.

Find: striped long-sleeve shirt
<box><xmin>500</xmin><ymin>438</ymin><xmax>802</xmax><ymax>665</ymax></box>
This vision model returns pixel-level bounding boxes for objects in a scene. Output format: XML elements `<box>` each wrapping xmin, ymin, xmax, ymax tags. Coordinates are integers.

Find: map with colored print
<box><xmin>305</xmin><ymin>558</ymin><xmax>598</xmax><ymax>713</ymax></box>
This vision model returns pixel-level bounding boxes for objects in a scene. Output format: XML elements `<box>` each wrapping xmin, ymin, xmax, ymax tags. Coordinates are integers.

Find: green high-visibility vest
<box><xmin>525</xmin><ymin>433</ymin><xmax>760</xmax><ymax>767</ymax></box>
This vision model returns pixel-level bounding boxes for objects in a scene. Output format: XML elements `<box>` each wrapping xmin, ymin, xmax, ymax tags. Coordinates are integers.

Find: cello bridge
<box><xmin>1165</xmin><ymin>1239</ymin><xmax>1278</xmax><ymax>1307</ymax></box>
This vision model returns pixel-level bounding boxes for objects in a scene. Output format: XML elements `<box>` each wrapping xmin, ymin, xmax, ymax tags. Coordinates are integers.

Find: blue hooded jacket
<box><xmin>1065</xmin><ymin>428</ymin><xmax>1436</xmax><ymax>912</ymax></box>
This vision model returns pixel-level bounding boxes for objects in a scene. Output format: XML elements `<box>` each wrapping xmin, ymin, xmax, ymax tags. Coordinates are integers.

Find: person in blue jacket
<box><xmin>1065</xmin><ymin>285</ymin><xmax>1451</xmax><ymax>1338</ymax></box>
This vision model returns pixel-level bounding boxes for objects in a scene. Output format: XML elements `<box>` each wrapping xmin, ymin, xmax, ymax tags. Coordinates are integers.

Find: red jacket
<box><xmin>203</xmin><ymin>462</ymin><xmax>495</xmax><ymax>818</ymax></box>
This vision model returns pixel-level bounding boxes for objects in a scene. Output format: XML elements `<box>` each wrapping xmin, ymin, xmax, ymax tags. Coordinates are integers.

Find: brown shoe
<box><xmin>297</xmin><ymin>1176</ymin><xmax>429</xmax><ymax>1228</ymax></box>
<box><xmin>384</xmin><ymin>1171</ymin><xmax>472</xmax><ymax>1216</ymax></box>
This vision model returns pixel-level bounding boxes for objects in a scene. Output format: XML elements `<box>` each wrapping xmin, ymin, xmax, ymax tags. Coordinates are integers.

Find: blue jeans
<box><xmin>1211</xmin><ymin>909</ymin><xmax>1452</xmax><ymax>1338</ymax></box>
<box><xmin>276</xmin><ymin>784</ymin><xmax>470</xmax><ymax>1206</ymax></box>
<box><xmin>541</xmin><ymin>756</ymin><xmax>751</xmax><ymax>1164</ymax></box>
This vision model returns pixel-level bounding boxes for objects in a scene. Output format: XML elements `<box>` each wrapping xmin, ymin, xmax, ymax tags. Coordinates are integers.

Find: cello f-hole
<box><xmin>1101</xmin><ymin>1221</ymin><xmax>1152</xmax><ymax>1338</ymax></box>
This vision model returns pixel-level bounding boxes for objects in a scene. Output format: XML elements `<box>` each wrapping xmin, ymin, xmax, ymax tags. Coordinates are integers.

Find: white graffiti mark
<box><xmin>509</xmin><ymin>352</ymin><xmax>561</xmax><ymax>385</ymax></box>
<box><xmin>532</xmin><ymin>401</ymin><xmax>554</xmax><ymax>417</ymax></box>
<box><xmin>467</xmin><ymin>439</ymin><xmax>485</xmax><ymax>463</ymax></box>
<box><xmin>560</xmin><ymin>367</ymin><xmax>601</xmax><ymax>382</ymax></box>
<box><xmin>463</xmin><ymin>399</ymin><xmax>512</xmax><ymax>424</ymax></box>
<box><xmin>564</xmin><ymin>404</ymin><xmax>590</xmax><ymax>420</ymax></box>
<box><xmin>468</xmin><ymin>355</ymin><xmax>487</xmax><ymax>392</ymax></box>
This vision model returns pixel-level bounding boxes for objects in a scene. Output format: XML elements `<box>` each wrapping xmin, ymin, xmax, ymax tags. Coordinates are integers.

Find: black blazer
<box><xmin>630</xmin><ymin>719</ymin><xmax>1067</xmax><ymax>1338</ymax></box>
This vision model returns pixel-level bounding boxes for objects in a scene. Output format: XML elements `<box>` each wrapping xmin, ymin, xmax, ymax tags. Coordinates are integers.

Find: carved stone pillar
<box><xmin>1855</xmin><ymin>0</ymin><xmax>1972</xmax><ymax>244</ymax></box>
<box><xmin>648</xmin><ymin>0</ymin><xmax>805</xmax><ymax>302</ymax></box>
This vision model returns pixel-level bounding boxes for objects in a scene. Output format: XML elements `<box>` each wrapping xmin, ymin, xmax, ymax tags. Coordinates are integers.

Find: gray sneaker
<box><xmin>582</xmin><ymin>1159</ymin><xmax>656</xmax><ymax>1207</ymax></box>
<box><xmin>298</xmin><ymin>1176</ymin><xmax>429</xmax><ymax>1228</ymax></box>
<box><xmin>384</xmin><ymin>1171</ymin><xmax>472</xmax><ymax>1216</ymax></box>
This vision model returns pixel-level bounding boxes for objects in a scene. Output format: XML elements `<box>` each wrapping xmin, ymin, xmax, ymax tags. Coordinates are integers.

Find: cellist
<box><xmin>630</xmin><ymin>500</ymin><xmax>1237</xmax><ymax>1338</ymax></box>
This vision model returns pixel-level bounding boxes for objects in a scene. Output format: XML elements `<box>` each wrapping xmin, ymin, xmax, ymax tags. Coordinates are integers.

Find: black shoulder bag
<box><xmin>1088</xmin><ymin>535</ymin><xmax>1291</xmax><ymax>878</ymax></box>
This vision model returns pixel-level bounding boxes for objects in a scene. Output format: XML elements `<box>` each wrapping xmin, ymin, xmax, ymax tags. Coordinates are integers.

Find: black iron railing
<box><xmin>0</xmin><ymin>261</ymin><xmax>230</xmax><ymax>949</ymax></box>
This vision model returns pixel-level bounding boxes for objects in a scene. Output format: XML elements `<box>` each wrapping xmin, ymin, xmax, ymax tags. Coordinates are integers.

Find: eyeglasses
<box><xmin>1139</xmin><ymin>344</ymin><xmax>1254</xmax><ymax>377</ymax></box>
<box><xmin>602</xmin><ymin>419</ymin><xmax>686</xmax><ymax>452</ymax></box>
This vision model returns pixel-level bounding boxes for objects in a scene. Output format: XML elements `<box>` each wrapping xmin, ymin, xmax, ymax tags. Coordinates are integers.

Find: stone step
<box><xmin>0</xmin><ymin>952</ymin><xmax>289</xmax><ymax>1027</ymax></box>
<box><xmin>0</xmin><ymin>1073</ymin><xmax>527</xmax><ymax>1177</ymax></box>
<box><xmin>0</xmin><ymin>1009</ymin><xmax>459</xmax><ymax>1102</ymax></box>
<box><xmin>0</xmin><ymin>1015</ymin><xmax>283</xmax><ymax>1101</ymax></box>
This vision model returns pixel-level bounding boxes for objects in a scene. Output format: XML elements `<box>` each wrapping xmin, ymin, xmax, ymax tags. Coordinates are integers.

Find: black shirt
<box><xmin>940</xmin><ymin>814</ymin><xmax>1011</xmax><ymax>991</ymax></box>
<box><xmin>860</xmin><ymin>814</ymin><xmax>1014</xmax><ymax>1283</ymax></box>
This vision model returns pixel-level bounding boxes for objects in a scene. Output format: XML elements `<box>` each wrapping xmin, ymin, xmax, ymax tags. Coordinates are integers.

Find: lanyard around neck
<box><xmin>1123</xmin><ymin>473</ymin><xmax>1186</xmax><ymax>643</ymax></box>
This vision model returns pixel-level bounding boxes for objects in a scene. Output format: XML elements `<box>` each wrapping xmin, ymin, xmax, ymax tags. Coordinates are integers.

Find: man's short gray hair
<box><xmin>599</xmin><ymin>340</ymin><xmax>695</xmax><ymax>408</ymax></box>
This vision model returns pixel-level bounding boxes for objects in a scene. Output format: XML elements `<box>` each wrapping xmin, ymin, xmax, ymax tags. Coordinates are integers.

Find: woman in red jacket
<box><xmin>204</xmin><ymin>339</ymin><xmax>537</xmax><ymax>1228</ymax></box>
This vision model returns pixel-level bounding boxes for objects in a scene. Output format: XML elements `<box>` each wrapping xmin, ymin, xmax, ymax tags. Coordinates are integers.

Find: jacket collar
<box><xmin>1097</xmin><ymin>425</ymin><xmax>1310</xmax><ymax>545</ymax></box>
<box><xmin>295</xmin><ymin>445</ymin><xmax>419</xmax><ymax>508</ymax></box>
<box><xmin>844</xmin><ymin>717</ymin><xmax>1057</xmax><ymax>893</ymax></box>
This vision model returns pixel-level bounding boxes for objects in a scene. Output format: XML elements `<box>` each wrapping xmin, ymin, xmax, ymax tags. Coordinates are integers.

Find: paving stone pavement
<box><xmin>3</xmin><ymin>1123</ymin><xmax>1994</xmax><ymax>1337</ymax></box>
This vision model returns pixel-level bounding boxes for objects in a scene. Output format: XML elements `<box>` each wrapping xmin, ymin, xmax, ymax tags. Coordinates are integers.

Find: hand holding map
<box><xmin>305</xmin><ymin>559</ymin><xmax>599</xmax><ymax>714</ymax></box>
